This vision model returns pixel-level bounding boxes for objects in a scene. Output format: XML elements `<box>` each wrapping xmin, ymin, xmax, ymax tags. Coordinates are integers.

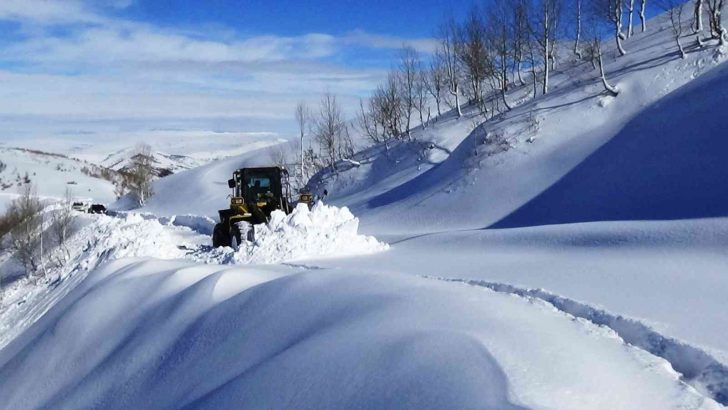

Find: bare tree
<box><xmin>380</xmin><ymin>72</ymin><xmax>407</xmax><ymax>140</ymax></box>
<box><xmin>659</xmin><ymin>0</ymin><xmax>688</xmax><ymax>58</ymax></box>
<box><xmin>593</xmin><ymin>0</ymin><xmax>629</xmax><ymax>56</ymax></box>
<box><xmin>640</xmin><ymin>0</ymin><xmax>648</xmax><ymax>32</ymax></box>
<box><xmin>695</xmin><ymin>0</ymin><xmax>705</xmax><ymax>33</ymax></box>
<box><xmin>513</xmin><ymin>0</ymin><xmax>530</xmax><ymax>85</ymax></box>
<box><xmin>414</xmin><ymin>68</ymin><xmax>430</xmax><ymax>129</ymax></box>
<box><xmin>626</xmin><ymin>0</ymin><xmax>636</xmax><ymax>38</ymax></box>
<box><xmin>397</xmin><ymin>46</ymin><xmax>421</xmax><ymax>139</ymax></box>
<box><xmin>357</xmin><ymin>98</ymin><xmax>383</xmax><ymax>145</ymax></box>
<box><xmin>530</xmin><ymin>0</ymin><xmax>563</xmax><ymax>95</ymax></box>
<box><xmin>706</xmin><ymin>0</ymin><xmax>726</xmax><ymax>46</ymax></box>
<box><xmin>575</xmin><ymin>0</ymin><xmax>584</xmax><ymax>57</ymax></box>
<box><xmin>314</xmin><ymin>93</ymin><xmax>348</xmax><ymax>170</ymax></box>
<box><xmin>338</xmin><ymin>122</ymin><xmax>356</xmax><ymax>160</ymax></box>
<box><xmin>295</xmin><ymin>102</ymin><xmax>309</xmax><ymax>185</ymax></box>
<box><xmin>526</xmin><ymin>31</ymin><xmax>541</xmax><ymax>98</ymax></box>
<box><xmin>268</xmin><ymin>143</ymin><xmax>290</xmax><ymax>170</ymax></box>
<box><xmin>51</xmin><ymin>187</ymin><xmax>76</xmax><ymax>260</ymax></box>
<box><xmin>487</xmin><ymin>0</ymin><xmax>514</xmax><ymax>110</ymax></box>
<box><xmin>438</xmin><ymin>17</ymin><xmax>463</xmax><ymax>118</ymax></box>
<box><xmin>425</xmin><ymin>53</ymin><xmax>448</xmax><ymax>117</ymax></box>
<box><xmin>456</xmin><ymin>7</ymin><xmax>491</xmax><ymax>110</ymax></box>
<box><xmin>8</xmin><ymin>185</ymin><xmax>43</xmax><ymax>276</ymax></box>
<box><xmin>129</xmin><ymin>143</ymin><xmax>154</xmax><ymax>205</ymax></box>
<box><xmin>586</xmin><ymin>1</ymin><xmax>620</xmax><ymax>96</ymax></box>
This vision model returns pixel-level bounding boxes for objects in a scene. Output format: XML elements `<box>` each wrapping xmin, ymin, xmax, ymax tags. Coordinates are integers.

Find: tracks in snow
<box><xmin>427</xmin><ymin>276</ymin><xmax>728</xmax><ymax>406</ymax></box>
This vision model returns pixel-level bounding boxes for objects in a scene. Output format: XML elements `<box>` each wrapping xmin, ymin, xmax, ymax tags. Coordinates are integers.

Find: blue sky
<box><xmin>119</xmin><ymin>0</ymin><xmax>464</xmax><ymax>38</ymax></box>
<box><xmin>0</xmin><ymin>0</ymin><xmax>459</xmax><ymax>142</ymax></box>
<box><xmin>0</xmin><ymin>0</ymin><xmax>663</xmax><ymax>144</ymax></box>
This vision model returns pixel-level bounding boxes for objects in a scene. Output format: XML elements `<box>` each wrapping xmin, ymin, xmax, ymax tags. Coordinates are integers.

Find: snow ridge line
<box><xmin>428</xmin><ymin>276</ymin><xmax>728</xmax><ymax>406</ymax></box>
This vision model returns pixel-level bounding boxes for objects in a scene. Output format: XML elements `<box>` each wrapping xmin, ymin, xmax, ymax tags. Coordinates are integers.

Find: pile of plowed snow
<box><xmin>206</xmin><ymin>202</ymin><xmax>388</xmax><ymax>264</ymax></box>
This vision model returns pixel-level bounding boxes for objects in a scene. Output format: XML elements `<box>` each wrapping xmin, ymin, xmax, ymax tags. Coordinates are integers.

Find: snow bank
<box><xmin>0</xmin><ymin>259</ymin><xmax>718</xmax><ymax>409</ymax></box>
<box><xmin>211</xmin><ymin>202</ymin><xmax>388</xmax><ymax>264</ymax></box>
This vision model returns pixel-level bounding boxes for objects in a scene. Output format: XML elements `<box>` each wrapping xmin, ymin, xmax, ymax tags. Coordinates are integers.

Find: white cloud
<box><xmin>4</xmin><ymin>26</ymin><xmax>339</xmax><ymax>66</ymax></box>
<box><xmin>0</xmin><ymin>1</ymin><xmax>435</xmax><ymax>141</ymax></box>
<box><xmin>343</xmin><ymin>30</ymin><xmax>438</xmax><ymax>55</ymax></box>
<box><xmin>0</xmin><ymin>0</ymin><xmax>102</xmax><ymax>24</ymax></box>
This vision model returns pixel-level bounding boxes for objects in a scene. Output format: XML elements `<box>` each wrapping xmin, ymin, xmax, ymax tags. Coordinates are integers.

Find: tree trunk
<box><xmin>677</xmin><ymin>35</ymin><xmax>687</xmax><ymax>58</ymax></box>
<box><xmin>598</xmin><ymin>45</ymin><xmax>619</xmax><ymax>96</ymax></box>
<box><xmin>543</xmin><ymin>8</ymin><xmax>550</xmax><ymax>95</ymax></box>
<box><xmin>575</xmin><ymin>0</ymin><xmax>583</xmax><ymax>58</ymax></box>
<box><xmin>694</xmin><ymin>0</ymin><xmax>703</xmax><ymax>33</ymax></box>
<box><xmin>501</xmin><ymin>87</ymin><xmax>512</xmax><ymax>111</ymax></box>
<box><xmin>543</xmin><ymin>45</ymin><xmax>550</xmax><ymax>95</ymax></box>
<box><xmin>627</xmin><ymin>0</ymin><xmax>635</xmax><ymax>38</ymax></box>
<box><xmin>531</xmin><ymin>61</ymin><xmax>538</xmax><ymax>99</ymax></box>
<box><xmin>640</xmin><ymin>0</ymin><xmax>647</xmax><ymax>32</ymax></box>
<box><xmin>614</xmin><ymin>0</ymin><xmax>627</xmax><ymax>56</ymax></box>
<box><xmin>517</xmin><ymin>60</ymin><xmax>525</xmax><ymax>85</ymax></box>
<box><xmin>453</xmin><ymin>84</ymin><xmax>462</xmax><ymax>118</ymax></box>
<box><xmin>300</xmin><ymin>130</ymin><xmax>305</xmax><ymax>185</ymax></box>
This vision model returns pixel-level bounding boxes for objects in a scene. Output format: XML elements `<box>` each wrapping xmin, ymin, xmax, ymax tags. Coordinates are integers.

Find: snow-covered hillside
<box><xmin>312</xmin><ymin>16</ymin><xmax>728</xmax><ymax>235</ymax></box>
<box><xmin>135</xmin><ymin>139</ymin><xmax>284</xmax><ymax>218</ymax></box>
<box><xmin>0</xmin><ymin>131</ymin><xmax>285</xmax><ymax>210</ymax></box>
<box><xmin>1</xmin><ymin>130</ymin><xmax>283</xmax><ymax>166</ymax></box>
<box><xmin>2</xmin><ymin>10</ymin><xmax>728</xmax><ymax>410</ymax></box>
<box><xmin>0</xmin><ymin>147</ymin><xmax>117</xmax><ymax>210</ymax></box>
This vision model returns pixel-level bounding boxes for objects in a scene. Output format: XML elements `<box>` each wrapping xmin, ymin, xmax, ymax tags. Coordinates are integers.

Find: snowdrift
<box><xmin>134</xmin><ymin>140</ymin><xmax>284</xmax><ymax>218</ymax></box>
<box><xmin>0</xmin><ymin>259</ymin><xmax>717</xmax><ymax>410</ymax></box>
<box><xmin>204</xmin><ymin>202</ymin><xmax>388</xmax><ymax>265</ymax></box>
<box><xmin>493</xmin><ymin>59</ymin><xmax>728</xmax><ymax>228</ymax></box>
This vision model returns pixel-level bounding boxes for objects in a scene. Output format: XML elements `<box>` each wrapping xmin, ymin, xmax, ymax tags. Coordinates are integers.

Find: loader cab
<box><xmin>227</xmin><ymin>167</ymin><xmax>292</xmax><ymax>208</ymax></box>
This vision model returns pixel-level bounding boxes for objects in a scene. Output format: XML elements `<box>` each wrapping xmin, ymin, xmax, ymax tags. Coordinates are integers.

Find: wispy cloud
<box><xmin>0</xmin><ymin>0</ymin><xmax>103</xmax><ymax>25</ymax></box>
<box><xmin>0</xmin><ymin>0</ymin><xmax>434</xmax><ymax>141</ymax></box>
<box><xmin>343</xmin><ymin>30</ymin><xmax>438</xmax><ymax>55</ymax></box>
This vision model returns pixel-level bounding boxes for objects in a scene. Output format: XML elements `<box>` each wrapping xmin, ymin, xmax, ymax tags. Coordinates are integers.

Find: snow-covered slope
<box><xmin>0</xmin><ymin>131</ymin><xmax>284</xmax><ymax>210</ymax></box>
<box><xmin>135</xmin><ymin>139</ymin><xmax>282</xmax><ymax>218</ymax></box>
<box><xmin>0</xmin><ymin>147</ymin><xmax>117</xmax><ymax>210</ymax></box>
<box><xmin>493</xmin><ymin>58</ymin><xmax>728</xmax><ymax>228</ymax></box>
<box><xmin>312</xmin><ymin>18</ymin><xmax>728</xmax><ymax>235</ymax></box>
<box><xmin>0</xmin><ymin>259</ymin><xmax>718</xmax><ymax>409</ymax></box>
<box><xmin>1</xmin><ymin>130</ymin><xmax>283</xmax><ymax>167</ymax></box>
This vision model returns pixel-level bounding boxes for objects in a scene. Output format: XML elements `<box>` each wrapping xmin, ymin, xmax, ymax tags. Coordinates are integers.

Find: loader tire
<box><xmin>212</xmin><ymin>223</ymin><xmax>232</xmax><ymax>248</ymax></box>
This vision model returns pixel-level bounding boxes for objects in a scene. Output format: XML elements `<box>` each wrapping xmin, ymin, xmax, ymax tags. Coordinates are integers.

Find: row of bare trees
<box><xmin>289</xmin><ymin>0</ymin><xmax>724</xmax><ymax>188</ymax></box>
<box><xmin>272</xmin><ymin>94</ymin><xmax>356</xmax><ymax>190</ymax></box>
<box><xmin>0</xmin><ymin>186</ymin><xmax>77</xmax><ymax>296</ymax></box>
<box><xmin>365</xmin><ymin>0</ymin><xmax>723</xmax><ymax>125</ymax></box>
<box><xmin>355</xmin><ymin>0</ymin><xmax>635</xmax><ymax>138</ymax></box>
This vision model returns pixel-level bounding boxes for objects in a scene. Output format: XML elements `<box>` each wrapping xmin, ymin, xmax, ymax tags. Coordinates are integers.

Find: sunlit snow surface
<box><xmin>202</xmin><ymin>202</ymin><xmax>388</xmax><ymax>265</ymax></box>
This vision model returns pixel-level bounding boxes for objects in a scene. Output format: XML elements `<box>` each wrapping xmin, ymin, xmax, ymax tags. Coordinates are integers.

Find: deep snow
<box><xmin>0</xmin><ymin>259</ymin><xmax>719</xmax><ymax>409</ymax></box>
<box><xmin>201</xmin><ymin>202</ymin><xmax>388</xmax><ymax>265</ymax></box>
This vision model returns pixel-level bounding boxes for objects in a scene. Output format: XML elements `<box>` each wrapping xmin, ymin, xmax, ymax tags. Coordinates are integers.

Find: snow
<box><xmin>0</xmin><ymin>203</ymin><xmax>387</xmax><ymax>348</ymax></box>
<box><xmin>1</xmin><ymin>130</ymin><xmax>283</xmax><ymax>166</ymax></box>
<box><xmin>0</xmin><ymin>259</ymin><xmax>719</xmax><ymax>409</ymax></box>
<box><xmin>0</xmin><ymin>147</ymin><xmax>116</xmax><ymax>209</ymax></box>
<box><xmin>2</xmin><ymin>11</ymin><xmax>728</xmax><ymax>409</ymax></box>
<box><xmin>203</xmin><ymin>202</ymin><xmax>388</xmax><ymax>264</ymax></box>
<box><xmin>132</xmin><ymin>140</ymin><xmax>283</xmax><ymax>218</ymax></box>
<box><xmin>314</xmin><ymin>22</ymin><xmax>728</xmax><ymax>235</ymax></box>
